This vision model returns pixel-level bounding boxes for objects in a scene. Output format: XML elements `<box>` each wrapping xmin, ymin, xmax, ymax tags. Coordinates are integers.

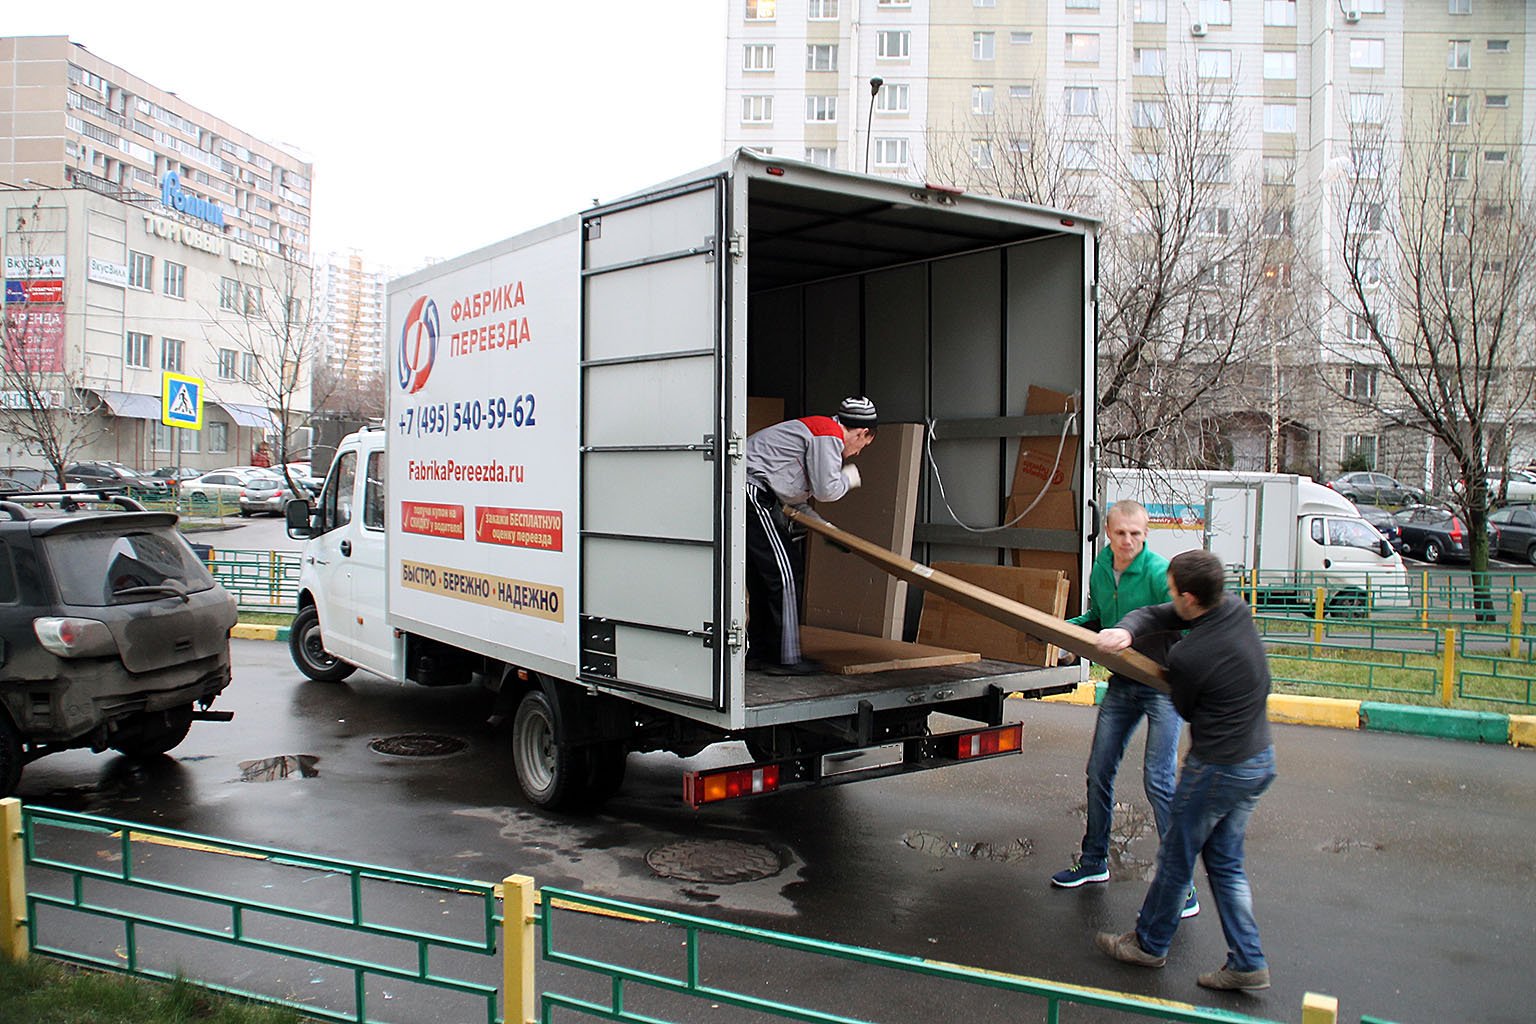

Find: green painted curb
<box><xmin>1359</xmin><ymin>702</ymin><xmax>1511</xmax><ymax>744</ymax></box>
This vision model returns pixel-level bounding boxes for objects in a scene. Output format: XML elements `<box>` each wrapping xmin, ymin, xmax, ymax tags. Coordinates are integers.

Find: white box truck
<box><xmin>1100</xmin><ymin>469</ymin><xmax>1408</xmax><ymax>611</ymax></box>
<box><xmin>287</xmin><ymin>151</ymin><xmax>1098</xmax><ymax>808</ymax></box>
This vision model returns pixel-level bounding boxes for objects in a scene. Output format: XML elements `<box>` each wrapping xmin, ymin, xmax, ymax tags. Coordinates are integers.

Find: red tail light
<box><xmin>684</xmin><ymin>764</ymin><xmax>781</xmax><ymax>805</ymax></box>
<box><xmin>1450</xmin><ymin>517</ymin><xmax>1464</xmax><ymax>542</ymax></box>
<box><xmin>956</xmin><ymin>723</ymin><xmax>1023</xmax><ymax>759</ymax></box>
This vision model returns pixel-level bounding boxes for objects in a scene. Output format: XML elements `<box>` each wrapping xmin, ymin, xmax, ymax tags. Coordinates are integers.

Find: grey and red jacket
<box><xmin>744</xmin><ymin>416</ymin><xmax>856</xmax><ymax>504</ymax></box>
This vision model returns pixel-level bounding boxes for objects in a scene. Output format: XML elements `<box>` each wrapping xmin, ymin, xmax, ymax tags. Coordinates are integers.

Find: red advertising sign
<box><xmin>400</xmin><ymin>501</ymin><xmax>466</xmax><ymax>540</ymax></box>
<box><xmin>475</xmin><ymin>507</ymin><xmax>563</xmax><ymax>551</ymax></box>
<box><xmin>4</xmin><ymin>278</ymin><xmax>63</xmax><ymax>303</ymax></box>
<box><xmin>2</xmin><ymin>303</ymin><xmax>65</xmax><ymax>372</ymax></box>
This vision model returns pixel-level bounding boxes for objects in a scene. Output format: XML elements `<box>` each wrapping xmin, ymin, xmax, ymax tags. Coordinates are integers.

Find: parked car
<box><xmin>1488</xmin><ymin>504</ymin><xmax>1536</xmax><ymax>565</ymax></box>
<box><xmin>0</xmin><ymin>491</ymin><xmax>238</xmax><ymax>795</ymax></box>
<box><xmin>63</xmin><ymin>461</ymin><xmax>172</xmax><ymax>499</ymax></box>
<box><xmin>277</xmin><ymin>462</ymin><xmax>322</xmax><ymax>496</ymax></box>
<box><xmin>1327</xmin><ymin>472</ymin><xmax>1425</xmax><ymax>506</ymax></box>
<box><xmin>1354</xmin><ymin>502</ymin><xmax>1404</xmax><ymax>552</ymax></box>
<box><xmin>0</xmin><ymin>467</ymin><xmax>58</xmax><ymax>491</ymax></box>
<box><xmin>238</xmin><ymin>471</ymin><xmax>297</xmax><ymax>516</ymax></box>
<box><xmin>150</xmin><ymin>466</ymin><xmax>202</xmax><ymax>491</ymax></box>
<box><xmin>1394</xmin><ymin>505</ymin><xmax>1471</xmax><ymax>563</ymax></box>
<box><xmin>182</xmin><ymin>467</ymin><xmax>264</xmax><ymax>504</ymax></box>
<box><xmin>1485</xmin><ymin>470</ymin><xmax>1536</xmax><ymax>504</ymax></box>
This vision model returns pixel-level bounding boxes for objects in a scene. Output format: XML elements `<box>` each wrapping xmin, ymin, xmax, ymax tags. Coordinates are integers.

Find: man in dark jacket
<box><xmin>1091</xmin><ymin>549</ymin><xmax>1277</xmax><ymax>992</ymax></box>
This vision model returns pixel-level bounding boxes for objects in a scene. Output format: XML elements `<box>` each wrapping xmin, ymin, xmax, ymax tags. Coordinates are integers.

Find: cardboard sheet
<box><xmin>798</xmin><ymin>626</ymin><xmax>980</xmax><ymax>675</ymax></box>
<box><xmin>918</xmin><ymin>562</ymin><xmax>1069</xmax><ymax>666</ymax></box>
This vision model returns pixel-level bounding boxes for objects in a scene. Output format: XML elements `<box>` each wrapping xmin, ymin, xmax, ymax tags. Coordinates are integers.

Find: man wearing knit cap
<box><xmin>743</xmin><ymin>397</ymin><xmax>878</xmax><ymax>675</ymax></box>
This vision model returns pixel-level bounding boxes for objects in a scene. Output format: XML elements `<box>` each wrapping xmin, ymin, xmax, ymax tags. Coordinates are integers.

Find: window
<box><xmin>1359</xmin><ymin>257</ymin><xmax>1383</xmax><ymax>287</ymax></box>
<box><xmin>207</xmin><ymin>421</ymin><xmax>228</xmax><ymax>454</ymax></box>
<box><xmin>873</xmin><ymin>138</ymin><xmax>909</xmax><ymax>167</ymax></box>
<box><xmin>806</xmin><ymin>147</ymin><xmax>835</xmax><ymax>167</ymax></box>
<box><xmin>1135</xmin><ymin>0</ymin><xmax>1167</xmax><ymax>21</ymax></box>
<box><xmin>1448</xmin><ymin>149</ymin><xmax>1470</xmax><ymax>178</ymax></box>
<box><xmin>151</xmin><ymin>422</ymin><xmax>172</xmax><ymax>453</ymax></box>
<box><xmin>1352</xmin><ymin>146</ymin><xmax>1383</xmax><ymax>178</ymax></box>
<box><xmin>125</xmin><ymin>331</ymin><xmax>150</xmax><ymax>369</ymax></box>
<box><xmin>1263</xmin><ymin>156</ymin><xmax>1293</xmax><ymax>184</ymax></box>
<box><xmin>1132</xmin><ymin>100</ymin><xmax>1166</xmax><ymax>128</ymax></box>
<box><xmin>970</xmin><ymin>140</ymin><xmax>994</xmax><ymax>169</ymax></box>
<box><xmin>1198</xmin><ymin>100</ymin><xmax>1231</xmax><ymax>132</ymax></box>
<box><xmin>1065</xmin><ymin>0</ymin><xmax>1098</xmax><ymax>7</ymax></box>
<box><xmin>807</xmin><ymin>0</ymin><xmax>838</xmax><ymax>18</ymax></box>
<box><xmin>1197</xmin><ymin>49</ymin><xmax>1232</xmax><ymax>78</ymax></box>
<box><xmin>1010</xmin><ymin>31</ymin><xmax>1033</xmax><ymax>44</ymax></box>
<box><xmin>1488</xmin><ymin>39</ymin><xmax>1510</xmax><ymax>53</ymax></box>
<box><xmin>179</xmin><ymin>428</ymin><xmax>199</xmax><ymax>454</ymax></box>
<box><xmin>877</xmin><ymin>0</ymin><xmax>909</xmax><ymax>6</ymax></box>
<box><xmin>1063</xmin><ymin>87</ymin><xmax>1097</xmax><ymax>116</ymax></box>
<box><xmin>219</xmin><ymin>277</ymin><xmax>240</xmax><ymax>311</ymax></box>
<box><xmin>1447</xmin><ymin>39</ymin><xmax>1471</xmax><ymax>69</ymax></box>
<box><xmin>1445</xmin><ymin>206</ymin><xmax>1469</xmax><ymax>235</ymax></box>
<box><xmin>972</xmin><ymin>86</ymin><xmax>995</xmax><ymax>115</ymax></box>
<box><xmin>1448</xmin><ymin>0</ymin><xmax>1469</xmax><ymax>11</ymax></box>
<box><xmin>1263</xmin><ymin>51</ymin><xmax>1296</xmax><ymax>79</ymax></box>
<box><xmin>161</xmin><ymin>337</ymin><xmax>184</xmax><ymax>372</ymax></box>
<box><xmin>1348</xmin><ymin>203</ymin><xmax>1383</xmax><ymax>233</ymax></box>
<box><xmin>1346</xmin><ymin>315</ymin><xmax>1374</xmax><ymax>342</ymax></box>
<box><xmin>1007</xmin><ymin>137</ymin><xmax>1031</xmax><ymax>156</ymax></box>
<box><xmin>364</xmin><ymin>451</ymin><xmax>386</xmax><ymax>531</ymax></box>
<box><xmin>1133</xmin><ymin>48</ymin><xmax>1166</xmax><ymax>76</ymax></box>
<box><xmin>1263</xmin><ymin>208</ymin><xmax>1294</xmax><ymax>237</ymax></box>
<box><xmin>1263</xmin><ymin>262</ymin><xmax>1293</xmax><ymax>288</ymax></box>
<box><xmin>1486</xmin><ymin>94</ymin><xmax>1509</xmax><ymax>108</ymax></box>
<box><xmin>806</xmin><ymin>45</ymin><xmax>838</xmax><ymax>71</ymax></box>
<box><xmin>806</xmin><ymin>95</ymin><xmax>838</xmax><ymax>122</ymax></box>
<box><xmin>743</xmin><ymin>44</ymin><xmax>774</xmax><ymax>71</ymax></box>
<box><xmin>1008</xmin><ymin>85</ymin><xmax>1032</xmax><ymax>100</ymax></box>
<box><xmin>1446</xmin><ymin>94</ymin><xmax>1470</xmax><ymax>124</ymax></box>
<box><xmin>128</xmin><ymin>251</ymin><xmax>153</xmax><ymax>291</ymax></box>
<box><xmin>1199</xmin><ymin>263</ymin><xmax>1233</xmax><ymax>289</ymax></box>
<box><xmin>1350</xmin><ymin>39</ymin><xmax>1385</xmax><ymax>70</ymax></box>
<box><xmin>1065</xmin><ymin>33</ymin><xmax>1100</xmax><ymax>63</ymax></box>
<box><xmin>876</xmin><ymin>83</ymin><xmax>910</xmax><ymax>112</ymax></box>
<box><xmin>1130</xmin><ymin>153</ymin><xmax>1163</xmax><ymax>180</ymax></box>
<box><xmin>973</xmin><ymin>32</ymin><xmax>995</xmax><ymax>60</ymax></box>
<box><xmin>745</xmin><ymin>0</ymin><xmax>775</xmax><ymax>19</ymax></box>
<box><xmin>1349</xmin><ymin>92</ymin><xmax>1384</xmax><ymax>124</ymax></box>
<box><xmin>217</xmin><ymin>348</ymin><xmax>237</xmax><ymax>379</ymax></box>
<box><xmin>162</xmin><ymin>261</ymin><xmax>185</xmax><ymax>300</ymax></box>
<box><xmin>325</xmin><ymin>451</ymin><xmax>356</xmax><ymax>531</ymax></box>
<box><xmin>878</xmin><ymin>31</ymin><xmax>910</xmax><ymax>59</ymax></box>
<box><xmin>1357</xmin><ymin>0</ymin><xmax>1385</xmax><ymax>10</ymax></box>
<box><xmin>241</xmin><ymin>352</ymin><xmax>259</xmax><ymax>382</ymax></box>
<box><xmin>1197</xmin><ymin>154</ymin><xmax>1231</xmax><ymax>183</ymax></box>
<box><xmin>1264</xmin><ymin>0</ymin><xmax>1297</xmax><ymax>26</ymax></box>
<box><xmin>243</xmin><ymin>284</ymin><xmax>263</xmax><ymax>317</ymax></box>
<box><xmin>1344</xmin><ymin>435</ymin><xmax>1379</xmax><ymax>469</ymax></box>
<box><xmin>1196</xmin><ymin>207</ymin><xmax>1232</xmax><ymax>235</ymax></box>
<box><xmin>1264</xmin><ymin>104</ymin><xmax>1297</xmax><ymax>133</ymax></box>
<box><xmin>742</xmin><ymin>95</ymin><xmax>773</xmax><ymax>123</ymax></box>
<box><xmin>1201</xmin><ymin>0</ymin><xmax>1233</xmax><ymax>24</ymax></box>
<box><xmin>1485</xmin><ymin>150</ymin><xmax>1508</xmax><ymax>164</ymax></box>
<box><xmin>1063</xmin><ymin>141</ymin><xmax>1096</xmax><ymax>171</ymax></box>
<box><xmin>1196</xmin><ymin>314</ymin><xmax>1230</xmax><ymax>343</ymax></box>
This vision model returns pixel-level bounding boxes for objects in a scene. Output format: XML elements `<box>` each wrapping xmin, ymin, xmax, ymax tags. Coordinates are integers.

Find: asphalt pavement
<box><xmin>13</xmin><ymin>640</ymin><xmax>1536</xmax><ymax>1024</ymax></box>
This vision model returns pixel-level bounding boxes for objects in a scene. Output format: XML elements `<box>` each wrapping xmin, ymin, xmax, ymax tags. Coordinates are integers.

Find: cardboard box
<box><xmin>918</xmin><ymin>562</ymin><xmax>1070</xmax><ymax>666</ymax></box>
<box><xmin>1010</xmin><ymin>547</ymin><xmax>1083</xmax><ymax>616</ymax></box>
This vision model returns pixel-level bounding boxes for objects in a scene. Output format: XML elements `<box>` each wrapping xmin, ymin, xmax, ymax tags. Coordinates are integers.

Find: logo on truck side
<box><xmin>398</xmin><ymin>296</ymin><xmax>440</xmax><ymax>394</ymax></box>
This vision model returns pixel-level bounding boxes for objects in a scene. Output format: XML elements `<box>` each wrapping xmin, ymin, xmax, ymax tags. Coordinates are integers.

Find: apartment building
<box><xmin>316</xmin><ymin>250</ymin><xmax>387</xmax><ymax>403</ymax></box>
<box><xmin>724</xmin><ymin>0</ymin><xmax>1535</xmax><ymax>484</ymax></box>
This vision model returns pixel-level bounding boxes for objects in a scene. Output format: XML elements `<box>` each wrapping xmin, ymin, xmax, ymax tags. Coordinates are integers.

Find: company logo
<box><xmin>398</xmin><ymin>296</ymin><xmax>440</xmax><ymax>394</ymax></box>
<box><xmin>159</xmin><ymin>171</ymin><xmax>226</xmax><ymax>229</ymax></box>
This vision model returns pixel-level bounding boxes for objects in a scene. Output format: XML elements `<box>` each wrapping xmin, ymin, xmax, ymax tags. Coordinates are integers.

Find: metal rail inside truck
<box><xmin>287</xmin><ymin>150</ymin><xmax>1099</xmax><ymax>809</ymax></box>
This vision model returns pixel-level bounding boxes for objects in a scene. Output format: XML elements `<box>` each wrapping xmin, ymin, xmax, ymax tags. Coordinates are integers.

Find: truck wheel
<box><xmin>584</xmin><ymin>742</ymin><xmax>628</xmax><ymax>804</ymax></box>
<box><xmin>289</xmin><ymin>605</ymin><xmax>356</xmax><ymax>682</ymax></box>
<box><xmin>1327</xmin><ymin>589</ymin><xmax>1368</xmax><ymax>619</ymax></box>
<box><xmin>0</xmin><ymin>714</ymin><xmax>22</xmax><ymax>797</ymax></box>
<box><xmin>512</xmin><ymin>690</ymin><xmax>587</xmax><ymax>810</ymax></box>
<box><xmin>1423</xmin><ymin>540</ymin><xmax>1443</xmax><ymax>563</ymax></box>
<box><xmin>111</xmin><ymin>704</ymin><xmax>194</xmax><ymax>758</ymax></box>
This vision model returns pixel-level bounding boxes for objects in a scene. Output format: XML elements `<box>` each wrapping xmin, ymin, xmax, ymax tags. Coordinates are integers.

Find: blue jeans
<box><xmin>1136</xmin><ymin>746</ymin><xmax>1278</xmax><ymax>971</ymax></box>
<box><xmin>1080</xmin><ymin>678</ymin><xmax>1181</xmax><ymax>869</ymax></box>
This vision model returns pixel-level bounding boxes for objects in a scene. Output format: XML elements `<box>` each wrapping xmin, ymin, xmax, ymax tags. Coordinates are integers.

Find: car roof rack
<box><xmin>0</xmin><ymin>488</ymin><xmax>148</xmax><ymax>521</ymax></box>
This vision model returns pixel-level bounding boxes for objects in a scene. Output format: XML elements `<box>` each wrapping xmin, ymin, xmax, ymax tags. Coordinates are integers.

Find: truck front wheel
<box><xmin>512</xmin><ymin>689</ymin><xmax>586</xmax><ymax>810</ymax></box>
<box><xmin>290</xmin><ymin>605</ymin><xmax>356</xmax><ymax>683</ymax></box>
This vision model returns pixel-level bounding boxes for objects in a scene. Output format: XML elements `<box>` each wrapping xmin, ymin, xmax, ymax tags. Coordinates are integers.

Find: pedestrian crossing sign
<box><xmin>161</xmin><ymin>372</ymin><xmax>204</xmax><ymax>430</ymax></box>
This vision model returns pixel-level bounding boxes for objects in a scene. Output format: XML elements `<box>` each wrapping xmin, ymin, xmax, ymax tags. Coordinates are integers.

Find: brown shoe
<box><xmin>1094</xmin><ymin>931</ymin><xmax>1167</xmax><ymax>968</ymax></box>
<box><xmin>1198</xmin><ymin>965</ymin><xmax>1271</xmax><ymax>991</ymax></box>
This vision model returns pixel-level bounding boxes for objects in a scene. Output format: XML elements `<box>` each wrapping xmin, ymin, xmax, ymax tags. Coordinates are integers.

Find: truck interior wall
<box><xmin>803</xmin><ymin>278</ymin><xmax>863</xmax><ymax>413</ymax></box>
<box><xmin>863</xmin><ymin>264</ymin><xmax>930</xmax><ymax>424</ymax></box>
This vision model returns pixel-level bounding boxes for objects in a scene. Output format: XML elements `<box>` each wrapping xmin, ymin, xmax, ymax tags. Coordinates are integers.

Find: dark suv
<box><xmin>63</xmin><ymin>461</ymin><xmax>172</xmax><ymax>500</ymax></box>
<box><xmin>0</xmin><ymin>491</ymin><xmax>238</xmax><ymax>795</ymax></box>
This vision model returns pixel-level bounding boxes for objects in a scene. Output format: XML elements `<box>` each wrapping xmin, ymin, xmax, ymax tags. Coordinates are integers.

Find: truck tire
<box><xmin>512</xmin><ymin>689</ymin><xmax>587</xmax><ymax>810</ymax></box>
<box><xmin>111</xmin><ymin>704</ymin><xmax>194</xmax><ymax>758</ymax></box>
<box><xmin>0</xmin><ymin>713</ymin><xmax>21</xmax><ymax>797</ymax></box>
<box><xmin>290</xmin><ymin>605</ymin><xmax>356</xmax><ymax>683</ymax></box>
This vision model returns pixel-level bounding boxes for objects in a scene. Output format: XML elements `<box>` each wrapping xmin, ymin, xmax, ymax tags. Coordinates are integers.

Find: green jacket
<box><xmin>1068</xmin><ymin>543</ymin><xmax>1171</xmax><ymax>632</ymax></box>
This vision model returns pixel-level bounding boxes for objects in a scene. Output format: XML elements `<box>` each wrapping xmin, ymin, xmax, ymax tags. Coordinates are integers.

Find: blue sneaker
<box><xmin>1181</xmin><ymin>886</ymin><xmax>1200</xmax><ymax>919</ymax></box>
<box><xmin>1050</xmin><ymin>858</ymin><xmax>1109</xmax><ymax>888</ymax></box>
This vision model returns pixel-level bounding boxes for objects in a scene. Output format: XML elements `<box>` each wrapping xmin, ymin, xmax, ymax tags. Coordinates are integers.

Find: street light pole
<box><xmin>864</xmin><ymin>77</ymin><xmax>884</xmax><ymax>173</ymax></box>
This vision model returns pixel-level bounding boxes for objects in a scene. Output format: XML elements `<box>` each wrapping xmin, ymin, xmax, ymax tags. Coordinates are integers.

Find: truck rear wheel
<box><xmin>512</xmin><ymin>689</ymin><xmax>586</xmax><ymax>810</ymax></box>
<box><xmin>290</xmin><ymin>605</ymin><xmax>356</xmax><ymax>683</ymax></box>
<box><xmin>111</xmin><ymin>704</ymin><xmax>194</xmax><ymax>758</ymax></box>
<box><xmin>0</xmin><ymin>714</ymin><xmax>22</xmax><ymax>797</ymax></box>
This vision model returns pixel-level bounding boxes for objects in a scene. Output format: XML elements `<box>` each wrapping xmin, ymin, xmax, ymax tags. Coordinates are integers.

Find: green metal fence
<box><xmin>201</xmin><ymin>547</ymin><xmax>302</xmax><ymax>611</ymax></box>
<box><xmin>0</xmin><ymin>800</ymin><xmax>1355</xmax><ymax>1024</ymax></box>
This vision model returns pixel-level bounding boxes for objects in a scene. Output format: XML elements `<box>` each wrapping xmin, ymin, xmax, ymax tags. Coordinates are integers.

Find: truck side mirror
<box><xmin>1379</xmin><ymin>539</ymin><xmax>1391</xmax><ymax>558</ymax></box>
<box><xmin>285</xmin><ymin>497</ymin><xmax>317</xmax><ymax>539</ymax></box>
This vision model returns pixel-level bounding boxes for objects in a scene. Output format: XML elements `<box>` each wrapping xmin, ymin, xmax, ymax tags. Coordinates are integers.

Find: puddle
<box><xmin>901</xmin><ymin>830</ymin><xmax>1033</xmax><ymax>864</ymax></box>
<box><xmin>238</xmin><ymin>755</ymin><xmax>320</xmax><ymax>782</ymax></box>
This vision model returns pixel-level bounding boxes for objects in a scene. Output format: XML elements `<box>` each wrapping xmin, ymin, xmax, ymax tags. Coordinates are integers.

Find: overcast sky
<box><xmin>8</xmin><ymin>2</ymin><xmax>727</xmax><ymax>272</ymax></box>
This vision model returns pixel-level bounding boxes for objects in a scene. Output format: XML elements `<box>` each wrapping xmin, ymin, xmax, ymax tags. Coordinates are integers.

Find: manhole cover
<box><xmin>368</xmin><ymin>734</ymin><xmax>469</xmax><ymax>758</ymax></box>
<box><xmin>238</xmin><ymin>755</ymin><xmax>319</xmax><ymax>782</ymax></box>
<box><xmin>646</xmin><ymin>840</ymin><xmax>784</xmax><ymax>884</ymax></box>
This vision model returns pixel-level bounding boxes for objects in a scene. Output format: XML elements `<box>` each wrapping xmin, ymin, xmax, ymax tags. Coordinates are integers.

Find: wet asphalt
<box><xmin>13</xmin><ymin>639</ymin><xmax>1536</xmax><ymax>1024</ymax></box>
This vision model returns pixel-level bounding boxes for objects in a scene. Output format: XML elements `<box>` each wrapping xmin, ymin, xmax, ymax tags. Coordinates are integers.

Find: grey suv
<box><xmin>0</xmin><ymin>490</ymin><xmax>238</xmax><ymax>795</ymax></box>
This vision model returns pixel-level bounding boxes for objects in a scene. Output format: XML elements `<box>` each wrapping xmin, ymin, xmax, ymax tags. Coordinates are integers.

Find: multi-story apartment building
<box><xmin>724</xmin><ymin>0</ymin><xmax>1535</xmax><ymax>486</ymax></box>
<box><xmin>0</xmin><ymin>36</ymin><xmax>315</xmax><ymax>473</ymax></box>
<box><xmin>316</xmin><ymin>250</ymin><xmax>387</xmax><ymax>404</ymax></box>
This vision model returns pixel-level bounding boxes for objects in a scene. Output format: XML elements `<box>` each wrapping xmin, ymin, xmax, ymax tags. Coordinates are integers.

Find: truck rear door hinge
<box><xmin>702</xmin><ymin>434</ymin><xmax>743</xmax><ymax>462</ymax></box>
<box><xmin>728</xmin><ymin>232</ymin><xmax>745</xmax><ymax>260</ymax></box>
<box><xmin>700</xmin><ymin>621</ymin><xmax>746</xmax><ymax>650</ymax></box>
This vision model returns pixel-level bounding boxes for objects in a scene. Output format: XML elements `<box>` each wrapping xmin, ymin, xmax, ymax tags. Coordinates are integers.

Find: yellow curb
<box><xmin>1039</xmin><ymin>682</ymin><xmax>1099</xmax><ymax>706</ymax></box>
<box><xmin>231</xmin><ymin>624</ymin><xmax>280</xmax><ymax>641</ymax></box>
<box><xmin>1509</xmin><ymin>715</ymin><xmax>1536</xmax><ymax>748</ymax></box>
<box><xmin>1268</xmin><ymin>694</ymin><xmax>1361</xmax><ymax>730</ymax></box>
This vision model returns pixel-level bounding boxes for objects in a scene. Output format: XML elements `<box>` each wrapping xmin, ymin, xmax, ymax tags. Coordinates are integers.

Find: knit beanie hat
<box><xmin>837</xmin><ymin>396</ymin><xmax>878</xmax><ymax>428</ymax></box>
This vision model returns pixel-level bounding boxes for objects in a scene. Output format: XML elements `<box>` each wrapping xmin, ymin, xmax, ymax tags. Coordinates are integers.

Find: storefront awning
<box><xmin>92</xmin><ymin>389</ymin><xmax>161</xmax><ymax>420</ymax></box>
<box><xmin>216</xmin><ymin>402</ymin><xmax>279</xmax><ymax>430</ymax></box>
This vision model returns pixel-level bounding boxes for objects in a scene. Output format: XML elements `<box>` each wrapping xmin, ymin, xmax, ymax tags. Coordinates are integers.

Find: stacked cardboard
<box><xmin>1009</xmin><ymin>386</ymin><xmax>1083</xmax><ymax>613</ymax></box>
<box><xmin>918</xmin><ymin>562</ymin><xmax>1070</xmax><ymax>666</ymax></box>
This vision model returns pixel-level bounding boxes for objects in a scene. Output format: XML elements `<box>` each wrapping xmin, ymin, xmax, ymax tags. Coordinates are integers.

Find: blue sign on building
<box><xmin>160</xmin><ymin>171</ymin><xmax>226</xmax><ymax>229</ymax></box>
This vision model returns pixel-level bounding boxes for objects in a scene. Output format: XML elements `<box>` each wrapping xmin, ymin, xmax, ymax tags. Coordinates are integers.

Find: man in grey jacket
<box><xmin>744</xmin><ymin>397</ymin><xmax>877</xmax><ymax>675</ymax></box>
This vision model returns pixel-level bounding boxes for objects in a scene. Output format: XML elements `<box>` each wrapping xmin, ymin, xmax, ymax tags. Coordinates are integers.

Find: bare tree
<box><xmin>1326</xmin><ymin>96</ymin><xmax>1536</xmax><ymax>575</ymax></box>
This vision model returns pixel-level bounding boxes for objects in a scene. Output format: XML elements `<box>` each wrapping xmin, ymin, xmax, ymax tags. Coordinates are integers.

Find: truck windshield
<box><xmin>43</xmin><ymin>528</ymin><xmax>217</xmax><ymax>606</ymax></box>
<box><xmin>1328</xmin><ymin>518</ymin><xmax>1386</xmax><ymax>553</ymax></box>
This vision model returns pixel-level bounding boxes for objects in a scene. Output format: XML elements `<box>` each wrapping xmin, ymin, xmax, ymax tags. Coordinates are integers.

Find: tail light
<box><xmin>955</xmin><ymin>723</ymin><xmax>1023</xmax><ymax>759</ymax></box>
<box><xmin>1450</xmin><ymin>517</ymin><xmax>1464</xmax><ymax>543</ymax></box>
<box><xmin>684</xmin><ymin>764</ymin><xmax>781</xmax><ymax>805</ymax></box>
<box><xmin>34</xmin><ymin>617</ymin><xmax>118</xmax><ymax>657</ymax></box>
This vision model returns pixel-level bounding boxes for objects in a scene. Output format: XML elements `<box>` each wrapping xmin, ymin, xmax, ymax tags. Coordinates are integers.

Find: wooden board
<box><xmin>798</xmin><ymin>625</ymin><xmax>980</xmax><ymax>675</ymax></box>
<box><xmin>803</xmin><ymin>422</ymin><xmax>924</xmax><ymax>640</ymax></box>
<box><xmin>787</xmin><ymin>505</ymin><xmax>1168</xmax><ymax>692</ymax></box>
<box><xmin>918</xmin><ymin>563</ymin><xmax>1069</xmax><ymax>666</ymax></box>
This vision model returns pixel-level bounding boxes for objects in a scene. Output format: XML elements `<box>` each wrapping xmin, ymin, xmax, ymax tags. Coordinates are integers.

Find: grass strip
<box><xmin>0</xmin><ymin>956</ymin><xmax>312</xmax><ymax>1023</ymax></box>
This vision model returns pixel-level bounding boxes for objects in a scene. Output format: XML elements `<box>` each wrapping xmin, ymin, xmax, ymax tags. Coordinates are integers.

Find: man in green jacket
<box><xmin>1051</xmin><ymin>500</ymin><xmax>1196</xmax><ymax>919</ymax></box>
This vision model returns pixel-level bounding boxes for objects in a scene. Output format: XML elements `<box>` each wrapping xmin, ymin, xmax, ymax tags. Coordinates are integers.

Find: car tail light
<box><xmin>34</xmin><ymin>617</ymin><xmax>118</xmax><ymax>658</ymax></box>
<box><xmin>1451</xmin><ymin>517</ymin><xmax>1464</xmax><ymax>543</ymax></box>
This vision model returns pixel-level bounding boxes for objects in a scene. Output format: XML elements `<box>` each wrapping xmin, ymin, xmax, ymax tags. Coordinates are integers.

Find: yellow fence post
<box><xmin>1442</xmin><ymin>627</ymin><xmax>1457</xmax><ymax>707</ymax></box>
<box><xmin>502</xmin><ymin>874</ymin><xmax>536</xmax><ymax>1024</ymax></box>
<box><xmin>1313</xmin><ymin>586</ymin><xmax>1326</xmax><ymax>643</ymax></box>
<box><xmin>0</xmin><ymin>797</ymin><xmax>27</xmax><ymax>962</ymax></box>
<box><xmin>269</xmin><ymin>550</ymin><xmax>280</xmax><ymax>606</ymax></box>
<box><xmin>1302</xmin><ymin>992</ymin><xmax>1339</xmax><ymax>1024</ymax></box>
<box><xmin>1420</xmin><ymin>570</ymin><xmax>1429</xmax><ymax>627</ymax></box>
<box><xmin>1511</xmin><ymin>591</ymin><xmax>1524</xmax><ymax>660</ymax></box>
